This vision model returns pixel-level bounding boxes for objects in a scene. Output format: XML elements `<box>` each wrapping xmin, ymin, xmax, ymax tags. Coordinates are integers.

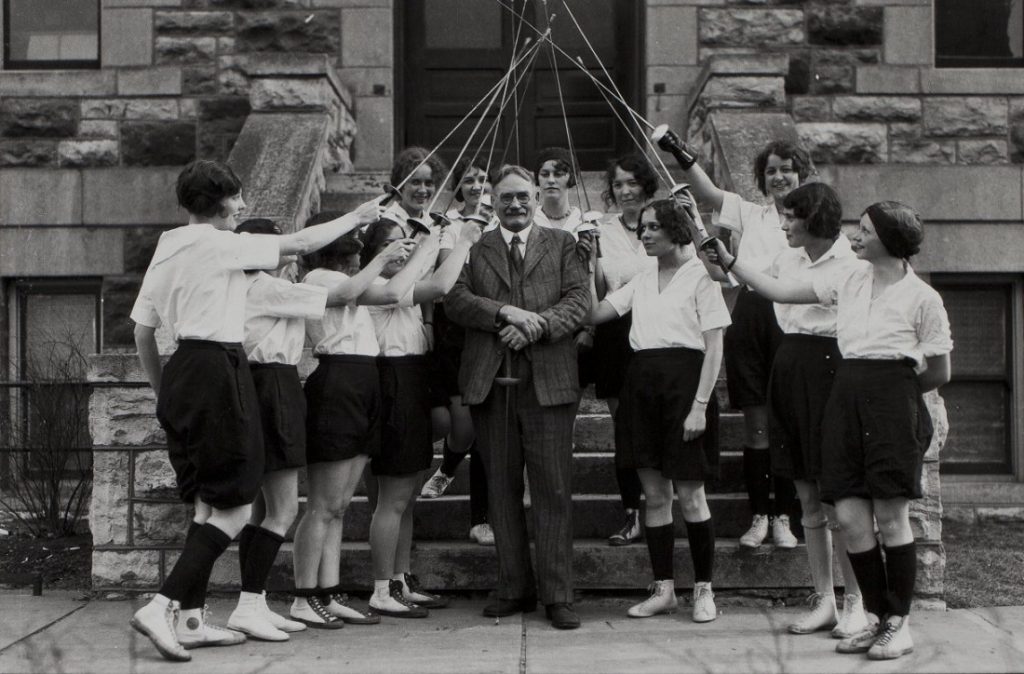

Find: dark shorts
<box><xmin>768</xmin><ymin>334</ymin><xmax>841</xmax><ymax>481</ymax></box>
<box><xmin>724</xmin><ymin>287</ymin><xmax>783</xmax><ymax>410</ymax></box>
<box><xmin>432</xmin><ymin>303</ymin><xmax>464</xmax><ymax>401</ymax></box>
<box><xmin>592</xmin><ymin>313</ymin><xmax>633</xmax><ymax>399</ymax></box>
<box><xmin>250</xmin><ymin>363</ymin><xmax>307</xmax><ymax>473</ymax></box>
<box><xmin>372</xmin><ymin>355</ymin><xmax>434</xmax><ymax>477</ymax></box>
<box><xmin>304</xmin><ymin>355</ymin><xmax>381</xmax><ymax>465</ymax></box>
<box><xmin>156</xmin><ymin>340</ymin><xmax>264</xmax><ymax>509</ymax></box>
<box><xmin>615</xmin><ymin>348</ymin><xmax>720</xmax><ymax>482</ymax></box>
<box><xmin>819</xmin><ymin>360</ymin><xmax>933</xmax><ymax>503</ymax></box>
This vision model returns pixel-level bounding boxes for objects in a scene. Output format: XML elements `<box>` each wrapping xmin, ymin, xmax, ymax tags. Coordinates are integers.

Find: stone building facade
<box><xmin>0</xmin><ymin>0</ymin><xmax>1022</xmax><ymax>593</ymax></box>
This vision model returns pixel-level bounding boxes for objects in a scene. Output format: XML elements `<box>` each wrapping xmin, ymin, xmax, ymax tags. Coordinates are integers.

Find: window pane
<box><xmin>425</xmin><ymin>0</ymin><xmax>502</xmax><ymax>49</ymax></box>
<box><xmin>936</xmin><ymin>0</ymin><xmax>1024</xmax><ymax>66</ymax></box>
<box><xmin>940</xmin><ymin>382</ymin><xmax>1011</xmax><ymax>471</ymax></box>
<box><xmin>23</xmin><ymin>293</ymin><xmax>96</xmax><ymax>380</ymax></box>
<box><xmin>940</xmin><ymin>285</ymin><xmax>1009</xmax><ymax>377</ymax></box>
<box><xmin>7</xmin><ymin>0</ymin><xmax>99</xmax><ymax>64</ymax></box>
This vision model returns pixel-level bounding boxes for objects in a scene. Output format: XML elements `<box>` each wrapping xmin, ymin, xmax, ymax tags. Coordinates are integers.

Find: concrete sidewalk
<box><xmin>2</xmin><ymin>592</ymin><xmax>1023</xmax><ymax>674</ymax></box>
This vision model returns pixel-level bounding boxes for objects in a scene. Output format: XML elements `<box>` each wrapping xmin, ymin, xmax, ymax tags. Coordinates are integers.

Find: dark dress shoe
<box><xmin>482</xmin><ymin>596</ymin><xmax>537</xmax><ymax>617</ymax></box>
<box><xmin>545</xmin><ymin>603</ymin><xmax>581</xmax><ymax>630</ymax></box>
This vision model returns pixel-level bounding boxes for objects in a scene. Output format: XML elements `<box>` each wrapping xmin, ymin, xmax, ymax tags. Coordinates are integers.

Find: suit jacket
<box><xmin>444</xmin><ymin>225</ymin><xmax>591</xmax><ymax>406</ymax></box>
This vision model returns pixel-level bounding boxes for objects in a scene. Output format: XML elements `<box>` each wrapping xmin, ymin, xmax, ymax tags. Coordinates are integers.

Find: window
<box><xmin>931</xmin><ymin>276</ymin><xmax>1020</xmax><ymax>474</ymax></box>
<box><xmin>3</xmin><ymin>0</ymin><xmax>99</xmax><ymax>70</ymax></box>
<box><xmin>935</xmin><ymin>0</ymin><xmax>1024</xmax><ymax>68</ymax></box>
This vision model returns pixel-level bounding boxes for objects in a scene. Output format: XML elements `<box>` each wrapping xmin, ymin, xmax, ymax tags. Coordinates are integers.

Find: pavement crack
<box><xmin>519</xmin><ymin>617</ymin><xmax>528</xmax><ymax>674</ymax></box>
<box><xmin>0</xmin><ymin>601</ymin><xmax>88</xmax><ymax>656</ymax></box>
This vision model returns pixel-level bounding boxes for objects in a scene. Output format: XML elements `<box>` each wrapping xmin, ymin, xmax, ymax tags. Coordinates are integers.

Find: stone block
<box><xmin>179</xmin><ymin>99</ymin><xmax>198</xmax><ymax>120</ymax></box>
<box><xmin>856</xmin><ymin>65</ymin><xmax>920</xmax><ymax>93</ymax></box>
<box><xmin>0</xmin><ymin>226</ymin><xmax>124</xmax><ymax>275</ymax></box>
<box><xmin>182</xmin><ymin>66</ymin><xmax>218</xmax><ymax>95</ymax></box>
<box><xmin>88</xmin><ymin>386</ymin><xmax>163</xmax><ymax>446</ymax></box>
<box><xmin>708</xmin><ymin>53</ymin><xmax>790</xmax><ymax>76</ymax></box>
<box><xmin>250</xmin><ymin>78</ymin><xmax>336</xmax><ymax>111</ymax></box>
<box><xmin>104</xmin><ymin>0</ymin><xmax>183</xmax><ymax>5</ymax></box>
<box><xmin>921</xmin><ymin>69</ymin><xmax>1024</xmax><ymax>95</ymax></box>
<box><xmin>83</xmin><ymin>167</ymin><xmax>185</xmax><ymax>224</ymax></box>
<box><xmin>0</xmin><ymin>169</ymin><xmax>81</xmax><ymax>224</ymax></box>
<box><xmin>341</xmin><ymin>7</ymin><xmax>393</xmax><ymax>67</ymax></box>
<box><xmin>888</xmin><ymin>124</ymin><xmax>955</xmax><ymax>164</ymax></box>
<box><xmin>234</xmin><ymin>11</ymin><xmax>340</xmax><ymax>53</ymax></box>
<box><xmin>81</xmin><ymin>98</ymin><xmax>180</xmax><ymax>121</ymax></box>
<box><xmin>121</xmin><ymin>121</ymin><xmax>196</xmax><ymax>166</ymax></box>
<box><xmin>811</xmin><ymin>49</ymin><xmax>879</xmax><ymax>94</ymax></box>
<box><xmin>0</xmin><ymin>140</ymin><xmax>57</xmax><ymax>167</ymax></box>
<box><xmin>807</xmin><ymin>5</ymin><xmax>883</xmax><ymax>46</ymax></box>
<box><xmin>133</xmin><ymin>450</ymin><xmax>178</xmax><ymax>499</ymax></box>
<box><xmin>924</xmin><ymin>97</ymin><xmax>1008</xmax><ymax>137</ymax></box>
<box><xmin>92</xmin><ymin>550</ymin><xmax>161</xmax><ymax>589</ymax></box>
<box><xmin>102</xmin><ymin>9</ymin><xmax>153</xmax><ymax>66</ymax></box>
<box><xmin>218</xmin><ymin>36</ymin><xmax>236</xmax><ymax>53</ymax></box>
<box><xmin>118</xmin><ymin>67</ymin><xmax>183</xmax><ymax>96</ymax></box>
<box><xmin>0</xmin><ymin>99</ymin><xmax>77</xmax><ymax>138</ymax></box>
<box><xmin>197</xmin><ymin>97</ymin><xmax>250</xmax><ymax>160</ymax></box>
<box><xmin>797</xmin><ymin>122</ymin><xmax>887</xmax><ymax>163</ymax></box>
<box><xmin>645</xmin><ymin>94</ymin><xmax>690</xmax><ymax>130</ymax></box>
<box><xmin>311</xmin><ymin>0</ymin><xmax>390</xmax><ymax>5</ymax></box>
<box><xmin>884</xmin><ymin>6</ymin><xmax>931</xmax><ymax>64</ymax></box>
<box><xmin>133</xmin><ymin>502</ymin><xmax>191</xmax><ymax>545</ymax></box>
<box><xmin>1011</xmin><ymin>98</ymin><xmax>1024</xmax><ymax>163</ymax></box>
<box><xmin>791</xmin><ymin>96</ymin><xmax>831</xmax><ymax>122</ymax></box>
<box><xmin>352</xmin><ymin>95</ymin><xmax>392</xmax><ymax>170</ymax></box>
<box><xmin>154</xmin><ymin>10</ymin><xmax>233</xmax><ymax>32</ymax></box>
<box><xmin>644</xmin><ymin>66</ymin><xmax>702</xmax><ymax>97</ymax></box>
<box><xmin>958</xmin><ymin>139</ymin><xmax>1009</xmax><ymax>165</ymax></box>
<box><xmin>183</xmin><ymin>0</ymin><xmax>307</xmax><ymax>6</ymax></box>
<box><xmin>699</xmin><ymin>9</ymin><xmax>804</xmax><ymax>47</ymax></box>
<box><xmin>78</xmin><ymin>120</ymin><xmax>119</xmax><ymax>139</ymax></box>
<box><xmin>648</xmin><ymin>6</ymin><xmax>697</xmax><ymax>65</ymax></box>
<box><xmin>217</xmin><ymin>57</ymin><xmax>250</xmax><ymax>96</ymax></box>
<box><xmin>923</xmin><ymin>390</ymin><xmax>948</xmax><ymax>462</ymax></box>
<box><xmin>155</xmin><ymin>36</ymin><xmax>217</xmax><ymax>64</ymax></box>
<box><xmin>58</xmin><ymin>140</ymin><xmax>119</xmax><ymax>168</ymax></box>
<box><xmin>915</xmin><ymin>543</ymin><xmax>944</xmax><ymax>597</ymax></box>
<box><xmin>701</xmin><ymin>76</ymin><xmax>786</xmax><ymax>108</ymax></box>
<box><xmin>977</xmin><ymin>507</ymin><xmax>1024</xmax><ymax>522</ymax></box>
<box><xmin>0</xmin><ymin>71</ymin><xmax>117</xmax><ymax>96</ymax></box>
<box><xmin>89</xmin><ymin>451</ymin><xmax>131</xmax><ymax>546</ymax></box>
<box><xmin>832</xmin><ymin>95</ymin><xmax>921</xmax><ymax>122</ymax></box>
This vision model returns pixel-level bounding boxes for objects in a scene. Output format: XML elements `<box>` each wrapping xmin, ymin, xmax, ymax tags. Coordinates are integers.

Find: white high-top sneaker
<box><xmin>175</xmin><ymin>605</ymin><xmax>246</xmax><ymax>649</ymax></box>
<box><xmin>289</xmin><ymin>595</ymin><xmax>345</xmax><ymax>630</ymax></box>
<box><xmin>787</xmin><ymin>592</ymin><xmax>838</xmax><ymax>634</ymax></box>
<box><xmin>256</xmin><ymin>591</ymin><xmax>306</xmax><ymax>633</ymax></box>
<box><xmin>739</xmin><ymin>514</ymin><xmax>769</xmax><ymax>548</ymax></box>
<box><xmin>692</xmin><ymin>582</ymin><xmax>717</xmax><ymax>623</ymax></box>
<box><xmin>832</xmin><ymin>593</ymin><xmax>869</xmax><ymax>639</ymax></box>
<box><xmin>867</xmin><ymin>615</ymin><xmax>914</xmax><ymax>660</ymax></box>
<box><xmin>129</xmin><ymin>596</ymin><xmax>191</xmax><ymax>662</ymax></box>
<box><xmin>836</xmin><ymin>618</ymin><xmax>882</xmax><ymax>654</ymax></box>
<box><xmin>227</xmin><ymin>591</ymin><xmax>289</xmax><ymax>641</ymax></box>
<box><xmin>772</xmin><ymin>515</ymin><xmax>798</xmax><ymax>549</ymax></box>
<box><xmin>627</xmin><ymin>580</ymin><xmax>678</xmax><ymax>618</ymax></box>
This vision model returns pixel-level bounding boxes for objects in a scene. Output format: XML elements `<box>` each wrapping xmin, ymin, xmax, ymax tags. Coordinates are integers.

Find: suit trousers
<box><xmin>471</xmin><ymin>355</ymin><xmax>576</xmax><ymax>605</ymax></box>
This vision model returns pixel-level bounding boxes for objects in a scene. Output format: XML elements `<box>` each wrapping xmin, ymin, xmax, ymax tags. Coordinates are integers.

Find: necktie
<box><xmin>508</xmin><ymin>234</ymin><xmax>524</xmax><ymax>276</ymax></box>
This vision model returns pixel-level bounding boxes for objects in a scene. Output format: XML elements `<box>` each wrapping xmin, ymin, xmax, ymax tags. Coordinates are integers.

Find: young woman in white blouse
<box><xmin>532</xmin><ymin>147</ymin><xmax>583</xmax><ymax>236</ymax></box>
<box><xmin>592</xmin><ymin>154</ymin><xmax>658</xmax><ymax>547</ymax></box>
<box><xmin>360</xmin><ymin>218</ymin><xmax>481</xmax><ymax>617</ymax></box>
<box><xmin>588</xmin><ymin>199</ymin><xmax>731</xmax><ymax>624</ymax></box>
<box><xmin>662</xmin><ymin>133</ymin><xmax>807</xmax><ymax>548</ymax></box>
<box><xmin>709</xmin><ymin>201</ymin><xmax>952</xmax><ymax>661</ymax></box>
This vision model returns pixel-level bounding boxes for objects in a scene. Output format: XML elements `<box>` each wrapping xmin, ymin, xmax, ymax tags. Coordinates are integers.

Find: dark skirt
<box><xmin>304</xmin><ymin>355</ymin><xmax>381</xmax><ymax>465</ymax></box>
<box><xmin>819</xmin><ymin>359</ymin><xmax>933</xmax><ymax>503</ymax></box>
<box><xmin>767</xmin><ymin>334</ymin><xmax>841</xmax><ymax>481</ymax></box>
<box><xmin>615</xmin><ymin>348</ymin><xmax>720</xmax><ymax>482</ymax></box>
<box><xmin>372</xmin><ymin>354</ymin><xmax>435</xmax><ymax>477</ymax></box>
<box><xmin>250</xmin><ymin>362</ymin><xmax>307</xmax><ymax>473</ymax></box>
<box><xmin>724</xmin><ymin>287</ymin><xmax>783</xmax><ymax>410</ymax></box>
<box><xmin>157</xmin><ymin>340</ymin><xmax>264</xmax><ymax>509</ymax></box>
<box><xmin>592</xmin><ymin>313</ymin><xmax>633</xmax><ymax>399</ymax></box>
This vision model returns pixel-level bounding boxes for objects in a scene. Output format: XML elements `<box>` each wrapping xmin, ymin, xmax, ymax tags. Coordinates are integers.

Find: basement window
<box><xmin>3</xmin><ymin>0</ymin><xmax>100</xmax><ymax>70</ymax></box>
<box><xmin>935</xmin><ymin>0</ymin><xmax>1024</xmax><ymax>68</ymax></box>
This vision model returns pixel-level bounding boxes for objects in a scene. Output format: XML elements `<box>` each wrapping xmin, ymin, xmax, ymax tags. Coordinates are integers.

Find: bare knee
<box><xmin>262</xmin><ymin>501</ymin><xmax>299</xmax><ymax>533</ymax></box>
<box><xmin>676</xmin><ymin>486</ymin><xmax>708</xmax><ymax>521</ymax></box>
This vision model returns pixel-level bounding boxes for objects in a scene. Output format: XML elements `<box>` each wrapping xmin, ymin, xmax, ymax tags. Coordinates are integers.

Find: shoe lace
<box><xmin>694</xmin><ymin>585</ymin><xmax>713</xmax><ymax>603</ymax></box>
<box><xmin>427</xmin><ymin>474</ymin><xmax>450</xmax><ymax>492</ymax></box>
<box><xmin>615</xmin><ymin>514</ymin><xmax>637</xmax><ymax>538</ymax></box>
<box><xmin>167</xmin><ymin>600</ymin><xmax>181</xmax><ymax>633</ymax></box>
<box><xmin>389</xmin><ymin>581</ymin><xmax>421</xmax><ymax>608</ymax></box>
<box><xmin>872</xmin><ymin>619</ymin><xmax>900</xmax><ymax>647</ymax></box>
<box><xmin>307</xmin><ymin>595</ymin><xmax>338</xmax><ymax>623</ymax></box>
<box><xmin>329</xmin><ymin>592</ymin><xmax>351</xmax><ymax>607</ymax></box>
<box><xmin>804</xmin><ymin>592</ymin><xmax>825</xmax><ymax>609</ymax></box>
<box><xmin>841</xmin><ymin>594</ymin><xmax>861</xmax><ymax>618</ymax></box>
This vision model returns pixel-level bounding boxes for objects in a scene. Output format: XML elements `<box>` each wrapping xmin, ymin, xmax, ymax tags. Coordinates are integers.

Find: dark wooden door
<box><xmin>400</xmin><ymin>0</ymin><xmax>641</xmax><ymax>171</ymax></box>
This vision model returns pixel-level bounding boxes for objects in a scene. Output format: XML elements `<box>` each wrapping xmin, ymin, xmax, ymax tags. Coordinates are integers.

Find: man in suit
<box><xmin>445</xmin><ymin>164</ymin><xmax>590</xmax><ymax>629</ymax></box>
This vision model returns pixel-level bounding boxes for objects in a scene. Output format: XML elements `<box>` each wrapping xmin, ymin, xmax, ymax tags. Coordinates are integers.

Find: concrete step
<box><xmin>249</xmin><ymin>539</ymin><xmax>831</xmax><ymax>592</ymax></box>
<box><xmin>285</xmin><ymin>493</ymin><xmax>794</xmax><ymax>542</ymax></box>
<box><xmin>573</xmin><ymin>410</ymin><xmax>742</xmax><ymax>452</ymax></box>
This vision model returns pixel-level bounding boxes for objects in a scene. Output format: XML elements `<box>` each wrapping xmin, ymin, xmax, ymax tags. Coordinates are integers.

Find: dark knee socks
<box><xmin>773</xmin><ymin>475</ymin><xmax>798</xmax><ymax>517</ymax></box>
<box><xmin>685</xmin><ymin>519</ymin><xmax>716</xmax><ymax>584</ymax></box>
<box><xmin>161</xmin><ymin>522</ymin><xmax>231</xmax><ymax>606</ymax></box>
<box><xmin>240</xmin><ymin>525</ymin><xmax>285</xmax><ymax>594</ymax></box>
<box><xmin>469</xmin><ymin>445</ymin><xmax>489</xmax><ymax>526</ymax></box>
<box><xmin>743</xmin><ymin>448</ymin><xmax>772</xmax><ymax>516</ymax></box>
<box><xmin>847</xmin><ymin>545</ymin><xmax>889</xmax><ymax>620</ymax></box>
<box><xmin>440</xmin><ymin>440</ymin><xmax>465</xmax><ymax>476</ymax></box>
<box><xmin>884</xmin><ymin>542</ymin><xmax>916</xmax><ymax>617</ymax></box>
<box><xmin>616</xmin><ymin>468</ymin><xmax>643</xmax><ymax>512</ymax></box>
<box><xmin>645</xmin><ymin>523</ymin><xmax>675</xmax><ymax>581</ymax></box>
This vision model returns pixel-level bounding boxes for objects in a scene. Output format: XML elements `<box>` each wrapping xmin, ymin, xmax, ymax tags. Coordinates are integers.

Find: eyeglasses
<box><xmin>497</xmin><ymin>192</ymin><xmax>532</xmax><ymax>206</ymax></box>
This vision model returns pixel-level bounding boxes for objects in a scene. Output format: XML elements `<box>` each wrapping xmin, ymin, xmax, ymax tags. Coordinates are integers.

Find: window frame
<box><xmin>934</xmin><ymin>0</ymin><xmax>1024</xmax><ymax>69</ymax></box>
<box><xmin>2</xmin><ymin>0</ymin><xmax>101</xmax><ymax>71</ymax></box>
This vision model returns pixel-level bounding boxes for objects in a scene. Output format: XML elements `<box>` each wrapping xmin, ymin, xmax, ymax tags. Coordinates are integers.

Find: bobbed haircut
<box><xmin>534</xmin><ymin>147</ymin><xmax>577</xmax><ymax>188</ymax></box>
<box><xmin>753</xmin><ymin>141</ymin><xmax>814</xmax><ymax>196</ymax></box>
<box><xmin>390</xmin><ymin>146</ymin><xmax>447</xmax><ymax>190</ymax></box>
<box><xmin>450</xmin><ymin>156</ymin><xmax>491</xmax><ymax>202</ymax></box>
<box><xmin>602</xmin><ymin>154</ymin><xmax>659</xmax><ymax>207</ymax></box>
<box><xmin>636</xmin><ymin>199</ymin><xmax>693</xmax><ymax>247</ymax></box>
<box><xmin>864</xmin><ymin>200</ymin><xmax>924</xmax><ymax>259</ymax></box>
<box><xmin>782</xmin><ymin>182</ymin><xmax>842</xmax><ymax>239</ymax></box>
<box><xmin>235</xmin><ymin>218</ymin><xmax>280</xmax><ymax>236</ymax></box>
<box><xmin>358</xmin><ymin>218</ymin><xmax>405</xmax><ymax>270</ymax></box>
<box><xmin>176</xmin><ymin>159</ymin><xmax>243</xmax><ymax>218</ymax></box>
<box><xmin>301</xmin><ymin>211</ymin><xmax>363</xmax><ymax>271</ymax></box>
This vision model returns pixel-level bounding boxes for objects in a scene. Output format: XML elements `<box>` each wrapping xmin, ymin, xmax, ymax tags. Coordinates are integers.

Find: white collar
<box><xmin>801</xmin><ymin>234</ymin><xmax>852</xmax><ymax>267</ymax></box>
<box><xmin>500</xmin><ymin>224</ymin><xmax>533</xmax><ymax>246</ymax></box>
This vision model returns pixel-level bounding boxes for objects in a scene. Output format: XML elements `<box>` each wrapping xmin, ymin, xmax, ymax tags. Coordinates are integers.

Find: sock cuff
<box><xmin>320</xmin><ymin>584</ymin><xmax>341</xmax><ymax>596</ymax></box>
<box><xmin>645</xmin><ymin>522</ymin><xmax>675</xmax><ymax>535</ymax></box>
<box><xmin>293</xmin><ymin>587</ymin><xmax>318</xmax><ymax>598</ymax></box>
<box><xmin>684</xmin><ymin>517</ymin><xmax>713</xmax><ymax>530</ymax></box>
<box><xmin>883</xmin><ymin>541</ymin><xmax>916</xmax><ymax>557</ymax></box>
<box><xmin>252</xmin><ymin>526</ymin><xmax>286</xmax><ymax>544</ymax></box>
<box><xmin>196</xmin><ymin>522</ymin><xmax>232</xmax><ymax>550</ymax></box>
